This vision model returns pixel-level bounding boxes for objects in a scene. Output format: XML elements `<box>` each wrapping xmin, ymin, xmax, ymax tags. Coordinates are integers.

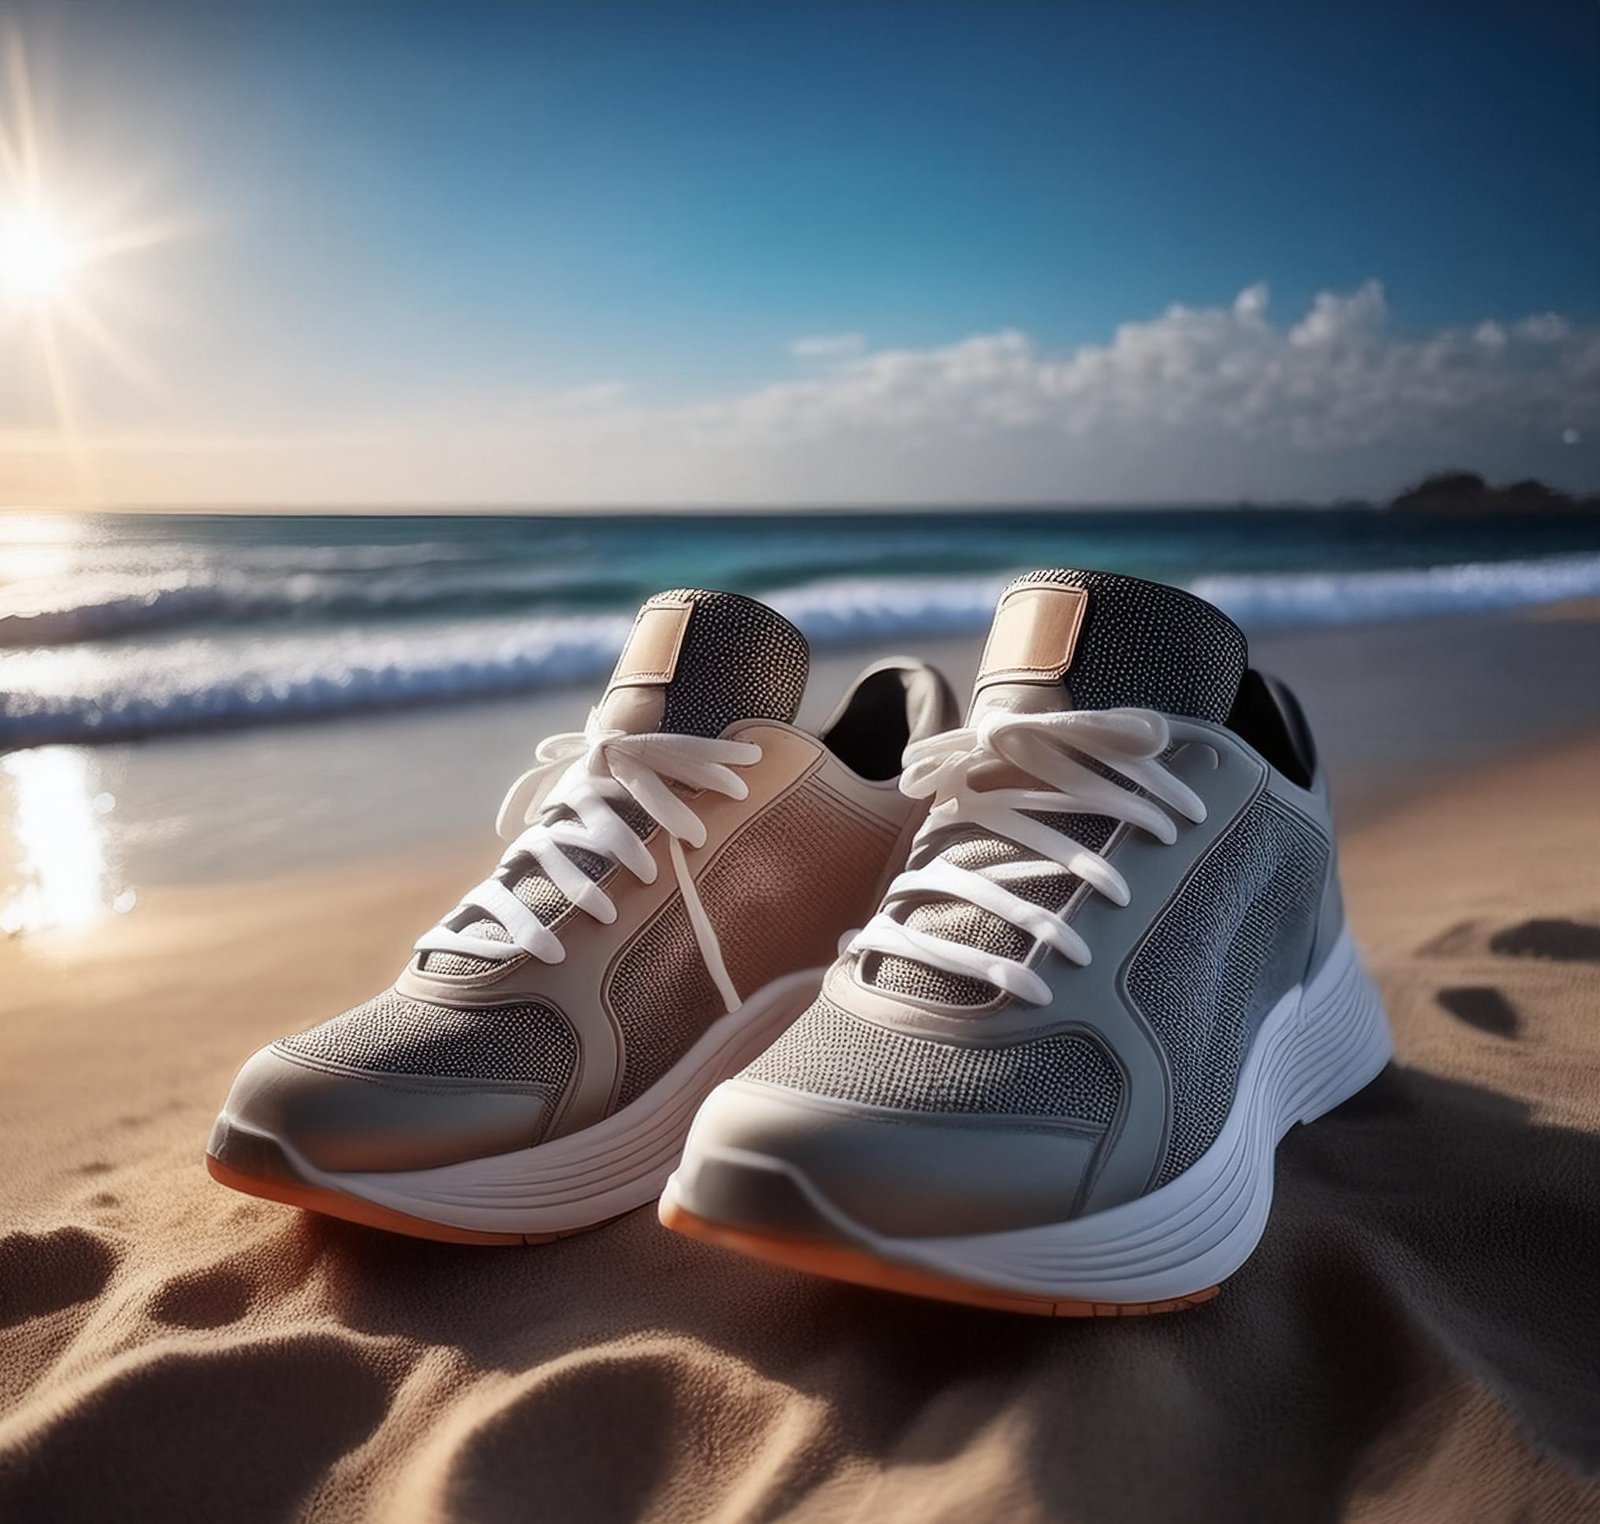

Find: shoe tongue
<box><xmin>595</xmin><ymin>588</ymin><xmax>810</xmax><ymax>737</ymax></box>
<box><xmin>864</xmin><ymin>570</ymin><xmax>1247</xmax><ymax>1009</ymax></box>
<box><xmin>968</xmin><ymin>569</ymin><xmax>1247</xmax><ymax>723</ymax></box>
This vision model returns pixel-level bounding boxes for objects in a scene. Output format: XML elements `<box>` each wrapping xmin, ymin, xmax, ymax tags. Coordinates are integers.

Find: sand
<box><xmin>2</xmin><ymin>620</ymin><xmax>1599</xmax><ymax>1521</ymax></box>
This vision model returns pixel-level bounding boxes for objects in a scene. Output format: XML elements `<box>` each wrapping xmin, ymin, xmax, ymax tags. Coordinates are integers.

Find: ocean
<box><xmin>4</xmin><ymin>507</ymin><xmax>1600</xmax><ymax>750</ymax></box>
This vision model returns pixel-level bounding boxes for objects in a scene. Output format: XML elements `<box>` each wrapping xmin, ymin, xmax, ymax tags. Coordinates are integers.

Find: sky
<box><xmin>1</xmin><ymin>0</ymin><xmax>1597</xmax><ymax>509</ymax></box>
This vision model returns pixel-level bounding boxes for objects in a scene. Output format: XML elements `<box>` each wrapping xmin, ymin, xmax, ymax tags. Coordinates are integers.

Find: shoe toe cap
<box><xmin>210</xmin><ymin>1042</ymin><xmax>559</xmax><ymax>1175</ymax></box>
<box><xmin>673</xmin><ymin>1078</ymin><xmax>1102</xmax><ymax>1239</ymax></box>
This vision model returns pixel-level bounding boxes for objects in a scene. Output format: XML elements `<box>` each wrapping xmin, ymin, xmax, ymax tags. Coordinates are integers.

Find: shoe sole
<box><xmin>660</xmin><ymin>929</ymin><xmax>1390</xmax><ymax>1312</ymax></box>
<box><xmin>204</xmin><ymin>1149</ymin><xmax>567</xmax><ymax>1243</ymax></box>
<box><xmin>207</xmin><ymin>966</ymin><xmax>826</xmax><ymax>1243</ymax></box>
<box><xmin>658</xmin><ymin>1198</ymin><xmax>1220</xmax><ymax>1316</ymax></box>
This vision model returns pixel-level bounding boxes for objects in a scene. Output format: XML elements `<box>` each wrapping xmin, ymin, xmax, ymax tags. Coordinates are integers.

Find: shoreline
<box><xmin>4</xmin><ymin>605</ymin><xmax>1599</xmax><ymax>928</ymax></box>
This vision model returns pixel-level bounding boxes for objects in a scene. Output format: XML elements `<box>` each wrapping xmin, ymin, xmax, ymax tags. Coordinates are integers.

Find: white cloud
<box><xmin>1287</xmin><ymin>280</ymin><xmax>1389</xmax><ymax>347</ymax></box>
<box><xmin>789</xmin><ymin>332</ymin><xmax>866</xmax><ymax>359</ymax></box>
<box><xmin>680</xmin><ymin>280</ymin><xmax>1599</xmax><ymax>466</ymax></box>
<box><xmin>1516</xmin><ymin>313</ymin><xmax>1571</xmax><ymax>343</ymax></box>
<box><xmin>10</xmin><ymin>284</ymin><xmax>1599</xmax><ymax>506</ymax></box>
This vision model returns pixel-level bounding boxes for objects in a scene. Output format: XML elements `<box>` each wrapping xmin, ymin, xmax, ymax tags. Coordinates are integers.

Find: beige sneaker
<box><xmin>207</xmin><ymin>589</ymin><xmax>956</xmax><ymax>1242</ymax></box>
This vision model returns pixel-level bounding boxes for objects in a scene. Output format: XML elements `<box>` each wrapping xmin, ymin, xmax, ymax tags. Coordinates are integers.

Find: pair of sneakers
<box><xmin>208</xmin><ymin>570</ymin><xmax>1391</xmax><ymax>1316</ymax></box>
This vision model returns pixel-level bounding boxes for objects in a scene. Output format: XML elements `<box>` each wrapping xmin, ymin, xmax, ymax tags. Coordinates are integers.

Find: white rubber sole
<box><xmin>663</xmin><ymin>929</ymin><xmax>1391</xmax><ymax>1305</ymax></box>
<box><xmin>276</xmin><ymin>966</ymin><xmax>827</xmax><ymax>1237</ymax></box>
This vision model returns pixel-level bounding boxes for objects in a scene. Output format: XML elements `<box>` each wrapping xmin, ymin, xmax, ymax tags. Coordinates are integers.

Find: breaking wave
<box><xmin>3</xmin><ymin>554</ymin><xmax>1597</xmax><ymax>748</ymax></box>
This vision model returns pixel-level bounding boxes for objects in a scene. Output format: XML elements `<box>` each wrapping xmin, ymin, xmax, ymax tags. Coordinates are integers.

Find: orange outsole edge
<box><xmin>659</xmin><ymin>1198</ymin><xmax>1220</xmax><ymax>1317</ymax></box>
<box><xmin>204</xmin><ymin>1153</ymin><xmax>581</xmax><ymax>1245</ymax></box>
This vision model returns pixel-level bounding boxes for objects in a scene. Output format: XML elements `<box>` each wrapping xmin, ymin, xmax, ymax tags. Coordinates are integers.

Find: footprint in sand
<box><xmin>1425</xmin><ymin>918</ymin><xmax>1598</xmax><ymax>1037</ymax></box>
<box><xmin>0</xmin><ymin>1227</ymin><xmax>118</xmax><ymax>1329</ymax></box>
<box><xmin>1437</xmin><ymin>986</ymin><xmax>1521</xmax><ymax>1039</ymax></box>
<box><xmin>1418</xmin><ymin>916</ymin><xmax>1600</xmax><ymax>963</ymax></box>
<box><xmin>149</xmin><ymin>1267</ymin><xmax>256</xmax><ymax>1330</ymax></box>
<box><xmin>1487</xmin><ymin>918</ymin><xmax>1600</xmax><ymax>963</ymax></box>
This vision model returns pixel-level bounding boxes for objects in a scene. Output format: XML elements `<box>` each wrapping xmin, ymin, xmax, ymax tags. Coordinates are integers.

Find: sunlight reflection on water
<box><xmin>0</xmin><ymin>510</ymin><xmax>86</xmax><ymax>586</ymax></box>
<box><xmin>0</xmin><ymin>746</ymin><xmax>133</xmax><ymax>935</ymax></box>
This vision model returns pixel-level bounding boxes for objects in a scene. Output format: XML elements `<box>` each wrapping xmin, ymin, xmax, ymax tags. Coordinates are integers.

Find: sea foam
<box><xmin>3</xmin><ymin>554</ymin><xmax>1597</xmax><ymax>747</ymax></box>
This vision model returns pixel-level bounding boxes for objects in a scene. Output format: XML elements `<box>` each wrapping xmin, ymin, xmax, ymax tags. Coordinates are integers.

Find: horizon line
<box><xmin>0</xmin><ymin>496</ymin><xmax>1395</xmax><ymax>517</ymax></box>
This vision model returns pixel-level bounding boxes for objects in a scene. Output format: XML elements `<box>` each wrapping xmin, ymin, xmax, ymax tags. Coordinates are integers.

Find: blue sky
<box><xmin>3</xmin><ymin>1</ymin><xmax>1598</xmax><ymax>506</ymax></box>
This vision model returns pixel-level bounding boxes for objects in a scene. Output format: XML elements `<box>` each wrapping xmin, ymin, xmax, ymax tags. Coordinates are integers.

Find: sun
<box><xmin>0</xmin><ymin>203</ymin><xmax>86</xmax><ymax>307</ymax></box>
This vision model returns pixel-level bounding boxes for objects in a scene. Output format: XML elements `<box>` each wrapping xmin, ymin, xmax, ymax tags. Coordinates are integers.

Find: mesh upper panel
<box><xmin>607</xmin><ymin>899</ymin><xmax>723</xmax><ymax>1108</ymax></box>
<box><xmin>743</xmin><ymin>995</ymin><xmax>1121</xmax><ymax>1127</ymax></box>
<box><xmin>609</xmin><ymin>781</ymin><xmax>897</xmax><ymax>1105</ymax></box>
<box><xmin>1131</xmin><ymin>795</ymin><xmax>1328</xmax><ymax>1183</ymax></box>
<box><xmin>275</xmin><ymin>989</ymin><xmax>578</xmax><ymax>1087</ymax></box>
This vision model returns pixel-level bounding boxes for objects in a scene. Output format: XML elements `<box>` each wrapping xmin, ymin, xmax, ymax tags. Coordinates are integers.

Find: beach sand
<box><xmin>2</xmin><ymin>613</ymin><xmax>1599</xmax><ymax>1522</ymax></box>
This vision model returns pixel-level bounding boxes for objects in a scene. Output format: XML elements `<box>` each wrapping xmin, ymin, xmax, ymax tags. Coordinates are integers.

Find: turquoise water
<box><xmin>3</xmin><ymin>507</ymin><xmax>1599</xmax><ymax>747</ymax></box>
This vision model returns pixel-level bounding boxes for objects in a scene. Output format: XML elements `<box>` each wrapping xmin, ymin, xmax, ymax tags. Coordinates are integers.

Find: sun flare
<box><xmin>1</xmin><ymin>29</ymin><xmax>192</xmax><ymax>497</ymax></box>
<box><xmin>0</xmin><ymin>203</ymin><xmax>85</xmax><ymax>307</ymax></box>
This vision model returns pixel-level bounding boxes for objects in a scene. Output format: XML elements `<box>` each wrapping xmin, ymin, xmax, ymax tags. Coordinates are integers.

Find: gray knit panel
<box><xmin>1129</xmin><ymin>796</ymin><xmax>1328</xmax><ymax>1184</ymax></box>
<box><xmin>742</xmin><ymin>995</ymin><xmax>1121</xmax><ymax>1127</ymax></box>
<box><xmin>997</xmin><ymin>569</ymin><xmax>1247</xmax><ymax>722</ymax></box>
<box><xmin>275</xmin><ymin>989</ymin><xmax>578</xmax><ymax>1088</ymax></box>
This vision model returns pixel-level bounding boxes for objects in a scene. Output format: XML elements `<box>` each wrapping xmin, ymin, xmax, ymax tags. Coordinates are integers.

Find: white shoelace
<box><xmin>849</xmin><ymin>708</ymin><xmax>1207</xmax><ymax>1004</ymax></box>
<box><xmin>414</xmin><ymin>714</ymin><xmax>763</xmax><ymax>1012</ymax></box>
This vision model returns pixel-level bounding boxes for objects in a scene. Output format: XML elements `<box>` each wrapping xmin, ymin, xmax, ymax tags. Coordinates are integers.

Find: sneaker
<box><xmin>206</xmin><ymin>589</ymin><xmax>957</xmax><ymax>1242</ymax></box>
<box><xmin>661</xmin><ymin>570</ymin><xmax>1392</xmax><ymax>1314</ymax></box>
